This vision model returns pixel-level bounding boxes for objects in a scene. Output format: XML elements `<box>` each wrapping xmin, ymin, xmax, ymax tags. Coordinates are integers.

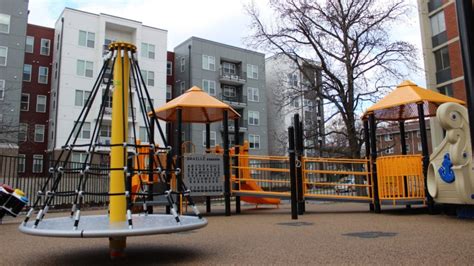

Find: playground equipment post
<box><xmin>289</xmin><ymin>126</ymin><xmax>298</xmax><ymax>220</ymax></box>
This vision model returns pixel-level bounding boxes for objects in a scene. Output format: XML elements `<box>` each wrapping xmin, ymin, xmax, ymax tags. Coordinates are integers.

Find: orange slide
<box><xmin>240</xmin><ymin>181</ymin><xmax>281</xmax><ymax>205</ymax></box>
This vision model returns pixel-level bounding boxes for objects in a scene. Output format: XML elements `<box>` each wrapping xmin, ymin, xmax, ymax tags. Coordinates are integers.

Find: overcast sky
<box><xmin>27</xmin><ymin>0</ymin><xmax>426</xmax><ymax>86</ymax></box>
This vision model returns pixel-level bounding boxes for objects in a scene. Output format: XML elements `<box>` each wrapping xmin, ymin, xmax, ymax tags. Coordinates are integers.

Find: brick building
<box><xmin>376</xmin><ymin>120</ymin><xmax>432</xmax><ymax>156</ymax></box>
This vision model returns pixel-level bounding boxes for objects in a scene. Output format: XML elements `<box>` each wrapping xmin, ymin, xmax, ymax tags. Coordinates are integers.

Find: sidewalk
<box><xmin>1</xmin><ymin>202</ymin><xmax>473</xmax><ymax>265</ymax></box>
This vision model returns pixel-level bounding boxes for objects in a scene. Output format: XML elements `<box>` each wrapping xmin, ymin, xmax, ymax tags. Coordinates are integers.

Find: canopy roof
<box><xmin>150</xmin><ymin>86</ymin><xmax>241</xmax><ymax>123</ymax></box>
<box><xmin>362</xmin><ymin>80</ymin><xmax>465</xmax><ymax>121</ymax></box>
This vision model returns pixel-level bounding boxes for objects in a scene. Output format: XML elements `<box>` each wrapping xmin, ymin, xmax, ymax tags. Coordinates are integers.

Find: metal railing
<box><xmin>220</xmin><ymin>93</ymin><xmax>247</xmax><ymax>105</ymax></box>
<box><xmin>219</xmin><ymin>69</ymin><xmax>247</xmax><ymax>84</ymax></box>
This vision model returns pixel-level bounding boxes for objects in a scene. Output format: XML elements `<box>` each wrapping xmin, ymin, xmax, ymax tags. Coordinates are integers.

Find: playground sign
<box><xmin>184</xmin><ymin>154</ymin><xmax>224</xmax><ymax>196</ymax></box>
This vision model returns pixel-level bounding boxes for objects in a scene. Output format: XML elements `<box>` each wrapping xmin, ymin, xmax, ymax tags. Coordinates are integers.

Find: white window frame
<box><xmin>202</xmin><ymin>80</ymin><xmax>216</xmax><ymax>95</ymax></box>
<box><xmin>247</xmin><ymin>64</ymin><xmax>258</xmax><ymax>79</ymax></box>
<box><xmin>430</xmin><ymin>11</ymin><xmax>446</xmax><ymax>36</ymax></box>
<box><xmin>222</xmin><ymin>62</ymin><xmax>236</xmax><ymax>75</ymax></box>
<box><xmin>202</xmin><ymin>55</ymin><xmax>216</xmax><ymax>71</ymax></box>
<box><xmin>75</xmin><ymin>90</ymin><xmax>91</xmax><ymax>107</ymax></box>
<box><xmin>180</xmin><ymin>57</ymin><xmax>185</xmax><ymax>72</ymax></box>
<box><xmin>0</xmin><ymin>13</ymin><xmax>11</xmax><ymax>34</ymax></box>
<box><xmin>21</xmin><ymin>93</ymin><xmax>30</xmax><ymax>111</ymax></box>
<box><xmin>26</xmin><ymin>36</ymin><xmax>34</xmax><ymax>53</ymax></box>
<box><xmin>75</xmin><ymin>121</ymin><xmax>91</xmax><ymax>139</ymax></box>
<box><xmin>38</xmin><ymin>66</ymin><xmax>49</xmax><ymax>84</ymax></box>
<box><xmin>139</xmin><ymin>126</ymin><xmax>149</xmax><ymax>142</ymax></box>
<box><xmin>140</xmin><ymin>70</ymin><xmax>155</xmax><ymax>87</ymax></box>
<box><xmin>248</xmin><ymin>111</ymin><xmax>260</xmax><ymax>126</ymax></box>
<box><xmin>18</xmin><ymin>154</ymin><xmax>26</xmax><ymax>173</ymax></box>
<box><xmin>166</xmin><ymin>85</ymin><xmax>172</xmax><ymax>100</ymax></box>
<box><xmin>40</xmin><ymin>39</ymin><xmax>51</xmax><ymax>56</ymax></box>
<box><xmin>36</xmin><ymin>95</ymin><xmax>47</xmax><ymax>113</ymax></box>
<box><xmin>0</xmin><ymin>79</ymin><xmax>4</xmax><ymax>100</ymax></box>
<box><xmin>76</xmin><ymin>60</ymin><xmax>93</xmax><ymax>78</ymax></box>
<box><xmin>202</xmin><ymin>131</ymin><xmax>217</xmax><ymax>147</ymax></box>
<box><xmin>32</xmin><ymin>154</ymin><xmax>43</xmax><ymax>173</ymax></box>
<box><xmin>417</xmin><ymin>142</ymin><xmax>422</xmax><ymax>151</ymax></box>
<box><xmin>34</xmin><ymin>124</ymin><xmax>45</xmax><ymax>142</ymax></box>
<box><xmin>0</xmin><ymin>46</ymin><xmax>7</xmax><ymax>66</ymax></box>
<box><xmin>167</xmin><ymin>61</ymin><xmax>173</xmax><ymax>76</ymax></box>
<box><xmin>18</xmin><ymin>123</ymin><xmax>28</xmax><ymax>142</ymax></box>
<box><xmin>247</xmin><ymin>87</ymin><xmax>259</xmax><ymax>102</ymax></box>
<box><xmin>385</xmin><ymin>147</ymin><xmax>394</xmax><ymax>154</ymax></box>
<box><xmin>141</xmin><ymin>43</ymin><xmax>155</xmax><ymax>59</ymax></box>
<box><xmin>78</xmin><ymin>30</ymin><xmax>95</xmax><ymax>48</ymax></box>
<box><xmin>23</xmin><ymin>64</ymin><xmax>32</xmax><ymax>82</ymax></box>
<box><xmin>384</xmin><ymin>134</ymin><xmax>393</xmax><ymax>141</ymax></box>
<box><xmin>249</xmin><ymin>134</ymin><xmax>260</xmax><ymax>149</ymax></box>
<box><xmin>405</xmin><ymin>144</ymin><xmax>411</xmax><ymax>153</ymax></box>
<box><xmin>223</xmin><ymin>85</ymin><xmax>236</xmax><ymax>97</ymax></box>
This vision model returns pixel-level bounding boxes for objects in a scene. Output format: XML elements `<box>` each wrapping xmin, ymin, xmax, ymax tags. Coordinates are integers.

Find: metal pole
<box><xmin>399</xmin><ymin>120</ymin><xmax>410</xmax><ymax>208</ymax></box>
<box><xmin>289</xmin><ymin>126</ymin><xmax>298</xmax><ymax>220</ymax></box>
<box><xmin>417</xmin><ymin>103</ymin><xmax>434</xmax><ymax>212</ymax></box>
<box><xmin>176</xmin><ymin>108</ymin><xmax>183</xmax><ymax>213</ymax></box>
<box><xmin>234</xmin><ymin>118</ymin><xmax>241</xmax><ymax>214</ymax></box>
<box><xmin>363</xmin><ymin>119</ymin><xmax>374</xmax><ymax>211</ymax></box>
<box><xmin>222</xmin><ymin>110</ymin><xmax>231</xmax><ymax>216</ymax></box>
<box><xmin>369</xmin><ymin>113</ymin><xmax>381</xmax><ymax>213</ymax></box>
<box><xmin>205</xmin><ymin>123</ymin><xmax>211</xmax><ymax>213</ymax></box>
<box><xmin>147</xmin><ymin>116</ymin><xmax>155</xmax><ymax>214</ymax></box>
<box><xmin>294</xmin><ymin>114</ymin><xmax>304</xmax><ymax>214</ymax></box>
<box><xmin>165</xmin><ymin>122</ymin><xmax>172</xmax><ymax>214</ymax></box>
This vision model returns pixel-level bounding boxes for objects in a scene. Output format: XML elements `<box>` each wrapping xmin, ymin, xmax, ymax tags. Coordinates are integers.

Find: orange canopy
<box><xmin>150</xmin><ymin>86</ymin><xmax>241</xmax><ymax>123</ymax></box>
<box><xmin>362</xmin><ymin>80</ymin><xmax>465</xmax><ymax>121</ymax></box>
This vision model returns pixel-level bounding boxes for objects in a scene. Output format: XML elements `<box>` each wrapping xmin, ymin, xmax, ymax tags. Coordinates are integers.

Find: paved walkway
<box><xmin>1</xmin><ymin>202</ymin><xmax>473</xmax><ymax>265</ymax></box>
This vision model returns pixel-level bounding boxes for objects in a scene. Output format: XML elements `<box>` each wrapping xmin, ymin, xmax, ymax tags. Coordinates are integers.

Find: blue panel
<box><xmin>438</xmin><ymin>153</ymin><xmax>455</xmax><ymax>183</ymax></box>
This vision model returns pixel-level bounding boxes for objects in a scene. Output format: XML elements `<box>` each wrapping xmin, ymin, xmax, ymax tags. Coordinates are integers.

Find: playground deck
<box><xmin>1</xmin><ymin>202</ymin><xmax>473</xmax><ymax>265</ymax></box>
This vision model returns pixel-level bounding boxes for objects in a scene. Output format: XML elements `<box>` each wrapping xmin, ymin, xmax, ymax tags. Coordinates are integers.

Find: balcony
<box><xmin>220</xmin><ymin>93</ymin><xmax>247</xmax><ymax>107</ymax></box>
<box><xmin>221</xmin><ymin>119</ymin><xmax>247</xmax><ymax>132</ymax></box>
<box><xmin>219</xmin><ymin>69</ymin><xmax>246</xmax><ymax>85</ymax></box>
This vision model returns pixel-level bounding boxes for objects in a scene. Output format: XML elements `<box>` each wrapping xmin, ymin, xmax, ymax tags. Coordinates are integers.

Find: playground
<box><xmin>1</xmin><ymin>202</ymin><xmax>473</xmax><ymax>264</ymax></box>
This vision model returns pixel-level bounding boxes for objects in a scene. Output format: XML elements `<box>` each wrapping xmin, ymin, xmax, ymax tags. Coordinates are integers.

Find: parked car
<box><xmin>335</xmin><ymin>178</ymin><xmax>355</xmax><ymax>193</ymax></box>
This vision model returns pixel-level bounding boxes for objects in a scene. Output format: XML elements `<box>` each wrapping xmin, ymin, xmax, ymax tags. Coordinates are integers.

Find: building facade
<box><xmin>376</xmin><ymin>121</ymin><xmax>432</xmax><ymax>156</ymax></box>
<box><xmin>0</xmin><ymin>0</ymin><xmax>29</xmax><ymax>155</ymax></box>
<box><xmin>48</xmin><ymin>8</ymin><xmax>168</xmax><ymax>163</ymax></box>
<box><xmin>265</xmin><ymin>54</ymin><xmax>324</xmax><ymax>156</ymax></box>
<box><xmin>18</xmin><ymin>24</ymin><xmax>54</xmax><ymax>176</ymax></box>
<box><xmin>417</xmin><ymin>0</ymin><xmax>465</xmax><ymax>145</ymax></box>
<box><xmin>173</xmin><ymin>37</ymin><xmax>268</xmax><ymax>155</ymax></box>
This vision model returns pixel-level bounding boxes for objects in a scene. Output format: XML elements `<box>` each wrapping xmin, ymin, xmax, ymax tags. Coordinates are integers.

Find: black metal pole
<box><xmin>205</xmin><ymin>123</ymin><xmax>211</xmax><ymax>213</ymax></box>
<box><xmin>369</xmin><ymin>113</ymin><xmax>381</xmax><ymax>213</ymax></box>
<box><xmin>417</xmin><ymin>103</ymin><xmax>434</xmax><ymax>212</ymax></box>
<box><xmin>176</xmin><ymin>108</ymin><xmax>183</xmax><ymax>213</ymax></box>
<box><xmin>289</xmin><ymin>126</ymin><xmax>298</xmax><ymax>220</ymax></box>
<box><xmin>234</xmin><ymin>118</ymin><xmax>241</xmax><ymax>214</ymax></box>
<box><xmin>294</xmin><ymin>114</ymin><xmax>304</xmax><ymax>214</ymax></box>
<box><xmin>363</xmin><ymin>119</ymin><xmax>374</xmax><ymax>211</ymax></box>
<box><xmin>147</xmin><ymin>116</ymin><xmax>155</xmax><ymax>214</ymax></box>
<box><xmin>222</xmin><ymin>110</ymin><xmax>231</xmax><ymax>216</ymax></box>
<box><xmin>456</xmin><ymin>0</ymin><xmax>474</xmax><ymax>152</ymax></box>
<box><xmin>399</xmin><ymin>120</ymin><xmax>410</xmax><ymax>208</ymax></box>
<box><xmin>165</xmin><ymin>122</ymin><xmax>172</xmax><ymax>214</ymax></box>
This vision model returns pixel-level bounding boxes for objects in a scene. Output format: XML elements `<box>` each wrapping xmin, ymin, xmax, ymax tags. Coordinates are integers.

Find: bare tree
<box><xmin>246</xmin><ymin>0</ymin><xmax>418</xmax><ymax>158</ymax></box>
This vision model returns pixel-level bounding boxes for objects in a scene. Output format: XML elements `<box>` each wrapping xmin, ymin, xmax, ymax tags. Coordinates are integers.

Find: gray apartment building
<box><xmin>0</xmin><ymin>0</ymin><xmax>29</xmax><ymax>155</ymax></box>
<box><xmin>174</xmin><ymin>37</ymin><xmax>268</xmax><ymax>155</ymax></box>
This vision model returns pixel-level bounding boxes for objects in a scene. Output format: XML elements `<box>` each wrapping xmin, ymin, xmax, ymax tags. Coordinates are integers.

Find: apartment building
<box><xmin>18</xmin><ymin>24</ymin><xmax>54</xmax><ymax>176</ymax></box>
<box><xmin>0</xmin><ymin>0</ymin><xmax>29</xmax><ymax>155</ymax></box>
<box><xmin>417</xmin><ymin>0</ymin><xmax>465</xmax><ymax>145</ymax></box>
<box><xmin>376</xmin><ymin>120</ymin><xmax>432</xmax><ymax>156</ymax></box>
<box><xmin>48</xmin><ymin>8</ymin><xmax>168</xmax><ymax>163</ymax></box>
<box><xmin>265</xmin><ymin>54</ymin><xmax>324</xmax><ymax>156</ymax></box>
<box><xmin>173</xmin><ymin>37</ymin><xmax>268</xmax><ymax>155</ymax></box>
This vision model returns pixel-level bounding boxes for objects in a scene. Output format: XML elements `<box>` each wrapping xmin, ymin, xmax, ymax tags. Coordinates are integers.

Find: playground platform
<box><xmin>1</xmin><ymin>202</ymin><xmax>473</xmax><ymax>264</ymax></box>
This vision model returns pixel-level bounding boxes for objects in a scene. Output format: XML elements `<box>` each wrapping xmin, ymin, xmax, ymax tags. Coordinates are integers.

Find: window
<box><xmin>0</xmin><ymin>13</ymin><xmax>10</xmax><ymax>34</ymax></box>
<box><xmin>223</xmin><ymin>85</ymin><xmax>236</xmax><ymax>97</ymax></box>
<box><xmin>0</xmin><ymin>46</ymin><xmax>7</xmax><ymax>66</ymax></box>
<box><xmin>385</xmin><ymin>147</ymin><xmax>394</xmax><ymax>154</ymax></box>
<box><xmin>141</xmin><ymin>43</ymin><xmax>155</xmax><ymax>59</ymax></box>
<box><xmin>180</xmin><ymin>81</ymin><xmax>186</xmax><ymax>93</ymax></box>
<box><xmin>40</xmin><ymin>39</ymin><xmax>51</xmax><ymax>56</ymax></box>
<box><xmin>384</xmin><ymin>134</ymin><xmax>393</xmax><ymax>141</ymax></box>
<box><xmin>438</xmin><ymin>85</ymin><xmax>453</xmax><ymax>96</ymax></box>
<box><xmin>430</xmin><ymin>11</ymin><xmax>446</xmax><ymax>36</ymax></box>
<box><xmin>417</xmin><ymin>142</ymin><xmax>422</xmax><ymax>151</ymax></box>
<box><xmin>167</xmin><ymin>61</ymin><xmax>173</xmax><ymax>76</ymax></box>
<box><xmin>71</xmin><ymin>152</ymin><xmax>87</xmax><ymax>163</ymax></box>
<box><xmin>32</xmin><ymin>155</ymin><xmax>43</xmax><ymax>173</ymax></box>
<box><xmin>0</xmin><ymin>79</ymin><xmax>4</xmax><ymax>100</ymax></box>
<box><xmin>18</xmin><ymin>123</ymin><xmax>27</xmax><ymax>142</ymax></box>
<box><xmin>405</xmin><ymin>144</ymin><xmax>411</xmax><ymax>153</ymax></box>
<box><xmin>18</xmin><ymin>154</ymin><xmax>26</xmax><ymax>173</ymax></box>
<box><xmin>202</xmin><ymin>131</ymin><xmax>217</xmax><ymax>147</ymax></box>
<box><xmin>78</xmin><ymin>30</ymin><xmax>95</xmax><ymax>48</ymax></box>
<box><xmin>26</xmin><ymin>36</ymin><xmax>34</xmax><ymax>53</ymax></box>
<box><xmin>247</xmin><ymin>64</ymin><xmax>258</xmax><ymax>79</ymax></box>
<box><xmin>166</xmin><ymin>85</ymin><xmax>172</xmax><ymax>100</ymax></box>
<box><xmin>77</xmin><ymin>60</ymin><xmax>93</xmax><ymax>78</ymax></box>
<box><xmin>34</xmin><ymin>124</ymin><xmax>45</xmax><ymax>142</ymax></box>
<box><xmin>405</xmin><ymin>133</ymin><xmax>409</xmax><ymax>140</ymax></box>
<box><xmin>202</xmin><ymin>80</ymin><xmax>216</xmax><ymax>95</ymax></box>
<box><xmin>249</xmin><ymin>134</ymin><xmax>260</xmax><ymax>149</ymax></box>
<box><xmin>23</xmin><ymin>64</ymin><xmax>32</xmax><ymax>81</ymax></box>
<box><xmin>222</xmin><ymin>62</ymin><xmax>236</xmax><ymax>75</ymax></box>
<box><xmin>417</xmin><ymin>131</ymin><xmax>421</xmax><ymax>138</ymax></box>
<box><xmin>291</xmin><ymin>98</ymin><xmax>300</xmax><ymax>108</ymax></box>
<box><xmin>248</xmin><ymin>87</ymin><xmax>259</xmax><ymax>102</ymax></box>
<box><xmin>140</xmin><ymin>98</ymin><xmax>154</xmax><ymax>113</ymax></box>
<box><xmin>21</xmin><ymin>93</ymin><xmax>30</xmax><ymax>111</ymax></box>
<box><xmin>74</xmin><ymin>121</ymin><xmax>91</xmax><ymax>139</ymax></box>
<box><xmin>139</xmin><ymin>127</ymin><xmax>148</xmax><ymax>142</ymax></box>
<box><xmin>38</xmin><ymin>66</ymin><xmax>49</xmax><ymax>84</ymax></box>
<box><xmin>180</xmin><ymin>57</ymin><xmax>185</xmax><ymax>72</ymax></box>
<box><xmin>288</xmin><ymin>73</ymin><xmax>298</xmax><ymax>86</ymax></box>
<box><xmin>202</xmin><ymin>55</ymin><xmax>215</xmax><ymax>71</ymax></box>
<box><xmin>36</xmin><ymin>95</ymin><xmax>47</xmax><ymax>113</ymax></box>
<box><xmin>75</xmin><ymin>90</ymin><xmax>91</xmax><ymax>107</ymax></box>
<box><xmin>141</xmin><ymin>70</ymin><xmax>155</xmax><ymax>86</ymax></box>
<box><xmin>248</xmin><ymin>111</ymin><xmax>260</xmax><ymax>125</ymax></box>
<box><xmin>434</xmin><ymin>47</ymin><xmax>450</xmax><ymax>71</ymax></box>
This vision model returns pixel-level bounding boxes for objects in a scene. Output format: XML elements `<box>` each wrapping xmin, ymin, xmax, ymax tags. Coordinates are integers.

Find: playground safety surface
<box><xmin>1</xmin><ymin>202</ymin><xmax>473</xmax><ymax>265</ymax></box>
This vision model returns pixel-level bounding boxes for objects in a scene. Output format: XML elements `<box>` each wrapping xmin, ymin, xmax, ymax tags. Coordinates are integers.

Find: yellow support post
<box><xmin>108</xmin><ymin>42</ymin><xmax>136</xmax><ymax>258</ymax></box>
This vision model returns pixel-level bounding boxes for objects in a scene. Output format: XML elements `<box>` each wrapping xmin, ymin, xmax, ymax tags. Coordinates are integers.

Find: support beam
<box><xmin>222</xmin><ymin>110</ymin><xmax>231</xmax><ymax>216</ymax></box>
<box><xmin>234</xmin><ymin>118</ymin><xmax>241</xmax><ymax>214</ymax></box>
<box><xmin>369</xmin><ymin>114</ymin><xmax>381</xmax><ymax>213</ymax></box>
<box><xmin>417</xmin><ymin>103</ymin><xmax>434</xmax><ymax>212</ymax></box>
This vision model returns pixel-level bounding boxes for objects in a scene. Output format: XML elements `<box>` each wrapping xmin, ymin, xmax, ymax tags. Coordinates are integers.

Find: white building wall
<box><xmin>49</xmin><ymin>8</ymin><xmax>167</xmax><ymax>154</ymax></box>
